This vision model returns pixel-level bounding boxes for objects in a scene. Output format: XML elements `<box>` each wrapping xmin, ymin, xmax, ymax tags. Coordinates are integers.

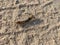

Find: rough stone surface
<box><xmin>0</xmin><ymin>0</ymin><xmax>60</xmax><ymax>45</ymax></box>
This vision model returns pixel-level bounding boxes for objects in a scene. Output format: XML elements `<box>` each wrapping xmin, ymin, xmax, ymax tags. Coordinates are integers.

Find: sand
<box><xmin>0</xmin><ymin>0</ymin><xmax>60</xmax><ymax>45</ymax></box>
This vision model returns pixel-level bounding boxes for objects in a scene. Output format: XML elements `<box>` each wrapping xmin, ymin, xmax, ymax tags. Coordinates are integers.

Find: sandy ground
<box><xmin>0</xmin><ymin>0</ymin><xmax>60</xmax><ymax>45</ymax></box>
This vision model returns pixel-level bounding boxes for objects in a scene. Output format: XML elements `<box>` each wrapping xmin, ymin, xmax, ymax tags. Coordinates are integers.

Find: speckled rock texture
<box><xmin>0</xmin><ymin>0</ymin><xmax>60</xmax><ymax>45</ymax></box>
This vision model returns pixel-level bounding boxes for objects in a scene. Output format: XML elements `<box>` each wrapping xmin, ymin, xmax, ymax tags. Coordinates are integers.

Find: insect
<box><xmin>16</xmin><ymin>14</ymin><xmax>35</xmax><ymax>25</ymax></box>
